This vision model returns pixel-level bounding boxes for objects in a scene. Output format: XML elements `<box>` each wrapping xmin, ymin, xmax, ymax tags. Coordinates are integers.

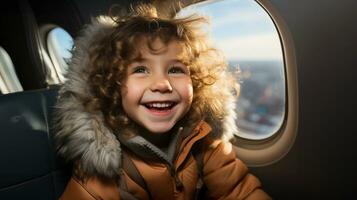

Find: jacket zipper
<box><xmin>169</xmin><ymin>166</ymin><xmax>183</xmax><ymax>191</ymax></box>
<box><xmin>170</xmin><ymin>129</ymin><xmax>203</xmax><ymax>192</ymax></box>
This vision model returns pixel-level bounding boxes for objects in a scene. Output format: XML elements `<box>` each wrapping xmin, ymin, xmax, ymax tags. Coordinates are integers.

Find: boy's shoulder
<box><xmin>192</xmin><ymin>120</ymin><xmax>233</xmax><ymax>152</ymax></box>
<box><xmin>204</xmin><ymin>138</ymin><xmax>233</xmax><ymax>155</ymax></box>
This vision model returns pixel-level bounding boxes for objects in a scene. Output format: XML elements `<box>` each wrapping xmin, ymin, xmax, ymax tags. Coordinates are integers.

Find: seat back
<box><xmin>0</xmin><ymin>89</ymin><xmax>70</xmax><ymax>199</ymax></box>
<box><xmin>0</xmin><ymin>1</ymin><xmax>48</xmax><ymax>90</ymax></box>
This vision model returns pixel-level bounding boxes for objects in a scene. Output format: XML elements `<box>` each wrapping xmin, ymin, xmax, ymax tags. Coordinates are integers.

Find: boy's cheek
<box><xmin>182</xmin><ymin>84</ymin><xmax>194</xmax><ymax>100</ymax></box>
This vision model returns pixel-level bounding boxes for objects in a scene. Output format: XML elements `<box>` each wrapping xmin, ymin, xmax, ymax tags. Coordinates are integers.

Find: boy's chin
<box><xmin>143</xmin><ymin>123</ymin><xmax>176</xmax><ymax>134</ymax></box>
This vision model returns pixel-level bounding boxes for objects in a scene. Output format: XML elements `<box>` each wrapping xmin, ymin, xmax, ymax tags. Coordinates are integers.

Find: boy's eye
<box><xmin>132</xmin><ymin>66</ymin><xmax>148</xmax><ymax>74</ymax></box>
<box><xmin>168</xmin><ymin>66</ymin><xmax>186</xmax><ymax>74</ymax></box>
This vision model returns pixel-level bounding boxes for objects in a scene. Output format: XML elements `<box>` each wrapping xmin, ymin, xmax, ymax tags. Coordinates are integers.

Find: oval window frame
<box><xmin>0</xmin><ymin>46</ymin><xmax>23</xmax><ymax>94</ymax></box>
<box><xmin>231</xmin><ymin>0</ymin><xmax>298</xmax><ymax>167</ymax></box>
<box><xmin>42</xmin><ymin>25</ymin><xmax>74</xmax><ymax>84</ymax></box>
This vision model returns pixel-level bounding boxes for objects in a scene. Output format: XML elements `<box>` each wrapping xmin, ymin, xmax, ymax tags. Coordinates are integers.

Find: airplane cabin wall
<box><xmin>250</xmin><ymin>0</ymin><xmax>357</xmax><ymax>199</ymax></box>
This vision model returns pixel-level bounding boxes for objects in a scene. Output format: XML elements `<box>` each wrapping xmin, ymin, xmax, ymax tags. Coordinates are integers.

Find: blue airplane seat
<box><xmin>0</xmin><ymin>89</ymin><xmax>70</xmax><ymax>199</ymax></box>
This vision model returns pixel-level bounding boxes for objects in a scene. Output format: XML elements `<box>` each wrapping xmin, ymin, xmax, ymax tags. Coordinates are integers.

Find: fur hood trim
<box><xmin>54</xmin><ymin>16</ymin><xmax>238</xmax><ymax>179</ymax></box>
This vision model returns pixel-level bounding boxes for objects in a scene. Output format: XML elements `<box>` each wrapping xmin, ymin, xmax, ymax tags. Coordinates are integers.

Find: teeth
<box><xmin>146</xmin><ymin>102</ymin><xmax>173</xmax><ymax>108</ymax></box>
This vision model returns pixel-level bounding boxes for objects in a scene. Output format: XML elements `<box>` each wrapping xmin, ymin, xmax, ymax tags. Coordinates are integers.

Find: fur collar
<box><xmin>54</xmin><ymin>16</ymin><xmax>238</xmax><ymax>179</ymax></box>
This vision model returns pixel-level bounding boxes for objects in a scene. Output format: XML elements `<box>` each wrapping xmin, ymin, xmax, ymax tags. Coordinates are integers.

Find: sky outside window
<box><xmin>179</xmin><ymin>0</ymin><xmax>282</xmax><ymax>61</ymax></box>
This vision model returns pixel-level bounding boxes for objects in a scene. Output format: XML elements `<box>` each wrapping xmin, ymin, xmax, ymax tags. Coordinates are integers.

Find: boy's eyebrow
<box><xmin>130</xmin><ymin>57</ymin><xmax>146</xmax><ymax>63</ymax></box>
<box><xmin>169</xmin><ymin>59</ymin><xmax>185</xmax><ymax>63</ymax></box>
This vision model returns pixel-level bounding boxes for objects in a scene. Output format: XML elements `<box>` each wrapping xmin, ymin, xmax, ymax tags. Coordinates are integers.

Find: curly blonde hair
<box><xmin>86</xmin><ymin>4</ymin><xmax>239</xmax><ymax>133</ymax></box>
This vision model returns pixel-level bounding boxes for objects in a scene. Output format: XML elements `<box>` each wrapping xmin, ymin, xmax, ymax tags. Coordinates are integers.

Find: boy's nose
<box><xmin>150</xmin><ymin>76</ymin><xmax>173</xmax><ymax>93</ymax></box>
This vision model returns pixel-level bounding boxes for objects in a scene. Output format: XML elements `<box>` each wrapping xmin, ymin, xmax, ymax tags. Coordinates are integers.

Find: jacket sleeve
<box><xmin>203</xmin><ymin>140</ymin><xmax>271</xmax><ymax>200</ymax></box>
<box><xmin>60</xmin><ymin>177</ymin><xmax>120</xmax><ymax>200</ymax></box>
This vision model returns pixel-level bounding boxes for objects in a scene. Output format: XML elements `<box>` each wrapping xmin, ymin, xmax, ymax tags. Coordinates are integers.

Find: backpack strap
<box><xmin>119</xmin><ymin>152</ymin><xmax>153</xmax><ymax>200</ymax></box>
<box><xmin>191</xmin><ymin>142</ymin><xmax>207</xmax><ymax>200</ymax></box>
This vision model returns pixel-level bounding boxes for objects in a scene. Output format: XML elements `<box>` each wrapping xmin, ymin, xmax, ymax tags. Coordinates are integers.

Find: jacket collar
<box><xmin>174</xmin><ymin>121</ymin><xmax>211</xmax><ymax>170</ymax></box>
<box><xmin>116</xmin><ymin>120</ymin><xmax>211</xmax><ymax>169</ymax></box>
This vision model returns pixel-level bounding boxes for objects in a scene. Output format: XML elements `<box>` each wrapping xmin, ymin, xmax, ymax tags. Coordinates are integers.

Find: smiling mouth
<box><xmin>143</xmin><ymin>101</ymin><xmax>178</xmax><ymax>111</ymax></box>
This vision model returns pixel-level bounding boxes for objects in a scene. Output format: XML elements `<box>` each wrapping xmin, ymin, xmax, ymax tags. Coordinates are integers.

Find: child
<box><xmin>54</xmin><ymin>4</ymin><xmax>271</xmax><ymax>200</ymax></box>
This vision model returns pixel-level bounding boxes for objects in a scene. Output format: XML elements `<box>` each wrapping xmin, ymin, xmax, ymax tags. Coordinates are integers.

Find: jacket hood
<box><xmin>54</xmin><ymin>16</ymin><xmax>238</xmax><ymax>179</ymax></box>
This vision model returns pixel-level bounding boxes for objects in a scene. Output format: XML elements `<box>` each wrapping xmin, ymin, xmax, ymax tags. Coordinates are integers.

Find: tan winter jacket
<box><xmin>59</xmin><ymin>121</ymin><xmax>270</xmax><ymax>200</ymax></box>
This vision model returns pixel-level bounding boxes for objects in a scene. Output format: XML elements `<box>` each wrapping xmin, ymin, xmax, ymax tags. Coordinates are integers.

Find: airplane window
<box><xmin>0</xmin><ymin>46</ymin><xmax>23</xmax><ymax>94</ymax></box>
<box><xmin>179</xmin><ymin>0</ymin><xmax>285</xmax><ymax>140</ymax></box>
<box><xmin>46</xmin><ymin>27</ymin><xmax>74</xmax><ymax>82</ymax></box>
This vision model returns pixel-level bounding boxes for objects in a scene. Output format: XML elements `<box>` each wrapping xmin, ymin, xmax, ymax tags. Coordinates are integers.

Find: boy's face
<box><xmin>121</xmin><ymin>38</ymin><xmax>193</xmax><ymax>134</ymax></box>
